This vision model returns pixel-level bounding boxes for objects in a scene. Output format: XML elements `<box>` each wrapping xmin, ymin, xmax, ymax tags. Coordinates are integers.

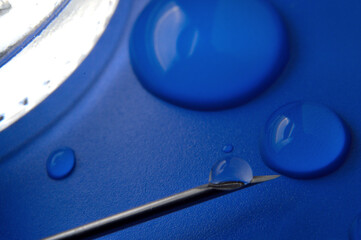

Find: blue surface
<box><xmin>209</xmin><ymin>156</ymin><xmax>253</xmax><ymax>184</ymax></box>
<box><xmin>260</xmin><ymin>102</ymin><xmax>350</xmax><ymax>179</ymax></box>
<box><xmin>1</xmin><ymin>0</ymin><xmax>361</xmax><ymax>239</ymax></box>
<box><xmin>46</xmin><ymin>148</ymin><xmax>76</xmax><ymax>180</ymax></box>
<box><xmin>130</xmin><ymin>0</ymin><xmax>289</xmax><ymax>110</ymax></box>
<box><xmin>350</xmin><ymin>213</ymin><xmax>361</xmax><ymax>240</ymax></box>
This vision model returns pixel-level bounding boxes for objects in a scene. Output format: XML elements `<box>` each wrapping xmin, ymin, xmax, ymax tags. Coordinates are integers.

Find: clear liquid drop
<box><xmin>260</xmin><ymin>102</ymin><xmax>350</xmax><ymax>179</ymax></box>
<box><xmin>209</xmin><ymin>156</ymin><xmax>253</xmax><ymax>184</ymax></box>
<box><xmin>222</xmin><ymin>144</ymin><xmax>234</xmax><ymax>153</ymax></box>
<box><xmin>130</xmin><ymin>0</ymin><xmax>289</xmax><ymax>110</ymax></box>
<box><xmin>46</xmin><ymin>148</ymin><xmax>76</xmax><ymax>180</ymax></box>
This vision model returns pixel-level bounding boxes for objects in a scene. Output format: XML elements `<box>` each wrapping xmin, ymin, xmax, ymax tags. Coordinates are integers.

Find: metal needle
<box><xmin>43</xmin><ymin>175</ymin><xmax>279</xmax><ymax>240</ymax></box>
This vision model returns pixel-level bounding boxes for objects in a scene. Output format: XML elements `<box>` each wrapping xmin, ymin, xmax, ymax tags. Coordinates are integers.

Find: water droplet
<box><xmin>350</xmin><ymin>214</ymin><xmax>361</xmax><ymax>240</ymax></box>
<box><xmin>0</xmin><ymin>114</ymin><xmax>4</xmax><ymax>121</ymax></box>
<box><xmin>222</xmin><ymin>144</ymin><xmax>234</xmax><ymax>153</ymax></box>
<box><xmin>209</xmin><ymin>156</ymin><xmax>253</xmax><ymax>184</ymax></box>
<box><xmin>260</xmin><ymin>102</ymin><xmax>350</xmax><ymax>179</ymax></box>
<box><xmin>130</xmin><ymin>0</ymin><xmax>289</xmax><ymax>110</ymax></box>
<box><xmin>46</xmin><ymin>148</ymin><xmax>76</xmax><ymax>180</ymax></box>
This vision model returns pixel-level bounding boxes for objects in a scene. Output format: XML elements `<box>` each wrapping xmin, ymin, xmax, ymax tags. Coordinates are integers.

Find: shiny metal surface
<box><xmin>0</xmin><ymin>0</ymin><xmax>120</xmax><ymax>132</ymax></box>
<box><xmin>43</xmin><ymin>175</ymin><xmax>280</xmax><ymax>240</ymax></box>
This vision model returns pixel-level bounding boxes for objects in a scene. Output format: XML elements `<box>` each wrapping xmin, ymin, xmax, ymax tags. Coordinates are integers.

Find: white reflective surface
<box><xmin>0</xmin><ymin>0</ymin><xmax>67</xmax><ymax>57</ymax></box>
<box><xmin>0</xmin><ymin>0</ymin><xmax>12</xmax><ymax>15</ymax></box>
<box><xmin>0</xmin><ymin>0</ymin><xmax>120</xmax><ymax>132</ymax></box>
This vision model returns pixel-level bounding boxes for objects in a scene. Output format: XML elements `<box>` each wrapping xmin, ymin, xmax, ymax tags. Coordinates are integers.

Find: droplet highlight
<box><xmin>46</xmin><ymin>148</ymin><xmax>76</xmax><ymax>180</ymax></box>
<box><xmin>209</xmin><ymin>156</ymin><xmax>253</xmax><ymax>184</ymax></box>
<box><xmin>260</xmin><ymin>102</ymin><xmax>350</xmax><ymax>179</ymax></box>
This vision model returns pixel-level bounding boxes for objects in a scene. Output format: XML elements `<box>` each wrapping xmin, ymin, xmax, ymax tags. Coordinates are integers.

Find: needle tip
<box><xmin>207</xmin><ymin>175</ymin><xmax>280</xmax><ymax>190</ymax></box>
<box><xmin>251</xmin><ymin>175</ymin><xmax>281</xmax><ymax>184</ymax></box>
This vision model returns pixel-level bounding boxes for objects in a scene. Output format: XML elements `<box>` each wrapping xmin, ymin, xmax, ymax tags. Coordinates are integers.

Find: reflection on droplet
<box><xmin>260</xmin><ymin>102</ymin><xmax>350</xmax><ymax>179</ymax></box>
<box><xmin>209</xmin><ymin>156</ymin><xmax>253</xmax><ymax>184</ymax></box>
<box><xmin>350</xmin><ymin>213</ymin><xmax>361</xmax><ymax>240</ymax></box>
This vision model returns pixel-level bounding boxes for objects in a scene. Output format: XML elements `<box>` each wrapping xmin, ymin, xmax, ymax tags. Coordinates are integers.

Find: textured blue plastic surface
<box><xmin>350</xmin><ymin>213</ymin><xmax>361</xmax><ymax>240</ymax></box>
<box><xmin>261</xmin><ymin>102</ymin><xmax>350</xmax><ymax>179</ymax></box>
<box><xmin>1</xmin><ymin>0</ymin><xmax>361</xmax><ymax>239</ymax></box>
<box><xmin>46</xmin><ymin>148</ymin><xmax>76</xmax><ymax>180</ymax></box>
<box><xmin>130</xmin><ymin>0</ymin><xmax>289</xmax><ymax>110</ymax></box>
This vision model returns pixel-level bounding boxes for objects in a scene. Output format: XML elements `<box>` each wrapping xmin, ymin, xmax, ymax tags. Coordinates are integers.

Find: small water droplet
<box><xmin>0</xmin><ymin>114</ymin><xmax>4</xmax><ymax>121</ymax></box>
<box><xmin>260</xmin><ymin>102</ymin><xmax>350</xmax><ymax>179</ymax></box>
<box><xmin>350</xmin><ymin>213</ymin><xmax>361</xmax><ymax>240</ymax></box>
<box><xmin>209</xmin><ymin>156</ymin><xmax>253</xmax><ymax>184</ymax></box>
<box><xmin>222</xmin><ymin>144</ymin><xmax>234</xmax><ymax>153</ymax></box>
<box><xmin>46</xmin><ymin>148</ymin><xmax>76</xmax><ymax>180</ymax></box>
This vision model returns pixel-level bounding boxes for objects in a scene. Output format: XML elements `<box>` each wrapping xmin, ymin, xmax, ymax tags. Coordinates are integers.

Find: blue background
<box><xmin>1</xmin><ymin>0</ymin><xmax>361</xmax><ymax>239</ymax></box>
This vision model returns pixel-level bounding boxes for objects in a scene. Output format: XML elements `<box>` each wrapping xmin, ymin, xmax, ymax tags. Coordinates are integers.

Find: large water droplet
<box><xmin>260</xmin><ymin>102</ymin><xmax>350</xmax><ymax>179</ymax></box>
<box><xmin>130</xmin><ymin>0</ymin><xmax>289</xmax><ymax>110</ymax></box>
<box><xmin>209</xmin><ymin>156</ymin><xmax>253</xmax><ymax>184</ymax></box>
